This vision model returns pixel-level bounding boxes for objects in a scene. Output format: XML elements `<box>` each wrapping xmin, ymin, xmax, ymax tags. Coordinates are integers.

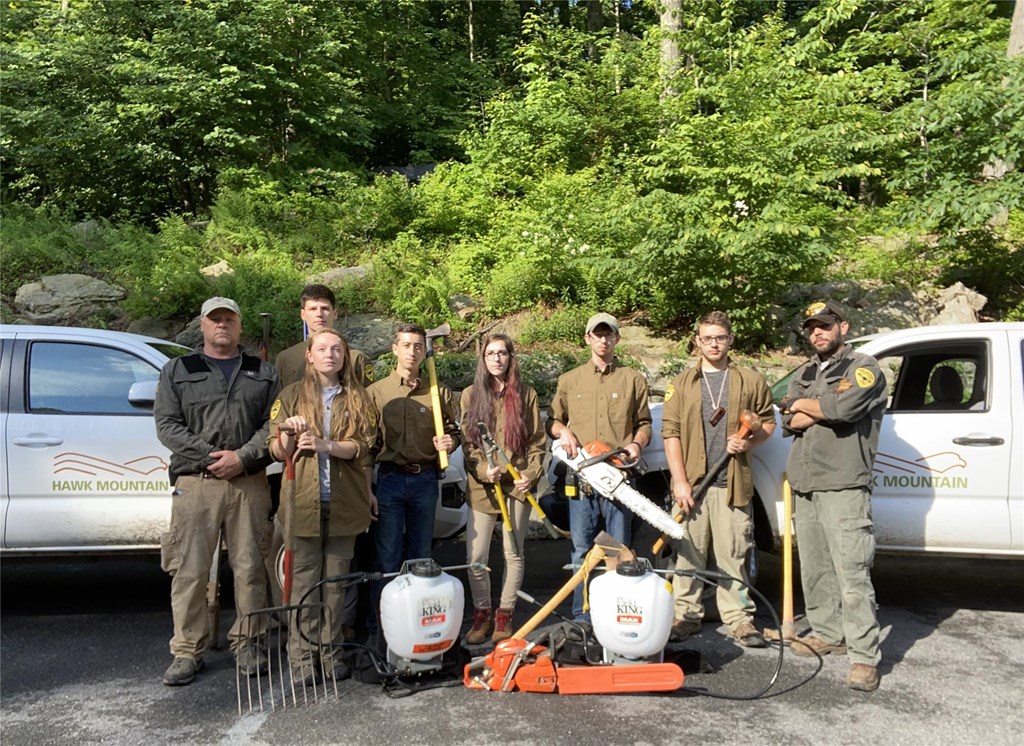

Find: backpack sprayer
<box><xmin>239</xmin><ymin>558</ymin><xmax>484</xmax><ymax>712</ymax></box>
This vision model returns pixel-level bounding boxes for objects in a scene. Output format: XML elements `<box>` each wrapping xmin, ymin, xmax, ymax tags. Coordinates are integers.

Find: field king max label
<box><xmin>420</xmin><ymin>596</ymin><xmax>449</xmax><ymax>627</ymax></box>
<box><xmin>616</xmin><ymin>597</ymin><xmax>643</xmax><ymax>625</ymax></box>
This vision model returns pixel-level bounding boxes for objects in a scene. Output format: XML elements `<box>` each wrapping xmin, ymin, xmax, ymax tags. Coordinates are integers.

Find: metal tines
<box><xmin>237</xmin><ymin>599</ymin><xmax>340</xmax><ymax>714</ymax></box>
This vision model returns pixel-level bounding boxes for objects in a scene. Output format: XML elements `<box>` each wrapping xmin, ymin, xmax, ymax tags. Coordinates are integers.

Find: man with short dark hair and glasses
<box><xmin>662</xmin><ymin>310</ymin><xmax>775</xmax><ymax>647</ymax></box>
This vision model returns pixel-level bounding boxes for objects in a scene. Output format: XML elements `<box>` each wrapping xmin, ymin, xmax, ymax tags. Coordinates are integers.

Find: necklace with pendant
<box><xmin>702</xmin><ymin>368</ymin><xmax>727</xmax><ymax>426</ymax></box>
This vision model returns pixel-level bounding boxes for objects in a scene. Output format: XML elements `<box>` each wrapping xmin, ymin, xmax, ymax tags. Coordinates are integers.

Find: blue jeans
<box><xmin>371</xmin><ymin>470</ymin><xmax>438</xmax><ymax>634</ymax></box>
<box><xmin>569</xmin><ymin>494</ymin><xmax>632</xmax><ymax>621</ymax></box>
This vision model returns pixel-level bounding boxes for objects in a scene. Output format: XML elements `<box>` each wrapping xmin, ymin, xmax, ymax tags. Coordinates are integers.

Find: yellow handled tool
<box><xmin>479</xmin><ymin>422</ymin><xmax>569</xmax><ymax>540</ymax></box>
<box><xmin>424</xmin><ymin>323</ymin><xmax>452</xmax><ymax>473</ymax></box>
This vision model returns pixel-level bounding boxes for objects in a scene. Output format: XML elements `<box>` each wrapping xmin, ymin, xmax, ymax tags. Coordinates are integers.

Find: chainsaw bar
<box><xmin>551</xmin><ymin>443</ymin><xmax>684</xmax><ymax>541</ymax></box>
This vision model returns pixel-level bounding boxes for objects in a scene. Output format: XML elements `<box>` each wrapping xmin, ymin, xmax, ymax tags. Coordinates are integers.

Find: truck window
<box><xmin>885</xmin><ymin>341</ymin><xmax>987</xmax><ymax>412</ymax></box>
<box><xmin>28</xmin><ymin>342</ymin><xmax>160</xmax><ymax>415</ymax></box>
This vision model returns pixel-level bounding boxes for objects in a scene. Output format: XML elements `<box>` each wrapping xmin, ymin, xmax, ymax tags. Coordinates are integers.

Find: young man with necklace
<box><xmin>661</xmin><ymin>310</ymin><xmax>775</xmax><ymax>647</ymax></box>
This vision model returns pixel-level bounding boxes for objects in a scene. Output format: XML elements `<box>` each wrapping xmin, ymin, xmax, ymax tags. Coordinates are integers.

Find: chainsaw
<box><xmin>464</xmin><ymin>533</ymin><xmax>684</xmax><ymax>695</ymax></box>
<box><xmin>551</xmin><ymin>441</ymin><xmax>684</xmax><ymax>542</ymax></box>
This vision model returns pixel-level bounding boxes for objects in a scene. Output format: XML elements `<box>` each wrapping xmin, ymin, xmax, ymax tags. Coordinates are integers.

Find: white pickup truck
<box><xmin>0</xmin><ymin>325</ymin><xmax>467</xmax><ymax>555</ymax></box>
<box><xmin>640</xmin><ymin>323</ymin><xmax>1023</xmax><ymax>559</ymax></box>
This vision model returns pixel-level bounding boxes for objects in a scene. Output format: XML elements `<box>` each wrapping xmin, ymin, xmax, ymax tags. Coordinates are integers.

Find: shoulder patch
<box><xmin>270</xmin><ymin>399</ymin><xmax>282</xmax><ymax>421</ymax></box>
<box><xmin>363</xmin><ymin>364</ymin><xmax>374</xmax><ymax>383</ymax></box>
<box><xmin>854</xmin><ymin>367</ymin><xmax>876</xmax><ymax>388</ymax></box>
<box><xmin>664</xmin><ymin>383</ymin><xmax>675</xmax><ymax>403</ymax></box>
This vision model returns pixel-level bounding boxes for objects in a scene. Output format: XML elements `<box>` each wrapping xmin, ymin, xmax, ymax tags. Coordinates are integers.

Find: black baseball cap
<box><xmin>802</xmin><ymin>300</ymin><xmax>846</xmax><ymax>328</ymax></box>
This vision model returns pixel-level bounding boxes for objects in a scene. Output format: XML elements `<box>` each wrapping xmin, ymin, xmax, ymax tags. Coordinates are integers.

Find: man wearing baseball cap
<box><xmin>154</xmin><ymin>296</ymin><xmax>281</xmax><ymax>686</ymax></box>
<box><xmin>779</xmin><ymin>300</ymin><xmax>887</xmax><ymax>691</ymax></box>
<box><xmin>548</xmin><ymin>312</ymin><xmax>652</xmax><ymax>621</ymax></box>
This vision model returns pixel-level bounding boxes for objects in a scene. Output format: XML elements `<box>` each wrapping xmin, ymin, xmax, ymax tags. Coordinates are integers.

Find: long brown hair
<box><xmin>296</xmin><ymin>328</ymin><xmax>374</xmax><ymax>441</ymax></box>
<box><xmin>463</xmin><ymin>334</ymin><xmax>528</xmax><ymax>456</ymax></box>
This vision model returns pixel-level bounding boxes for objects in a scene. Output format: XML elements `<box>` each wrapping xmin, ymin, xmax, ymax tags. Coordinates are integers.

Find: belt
<box><xmin>181</xmin><ymin>470</ymin><xmax>221</xmax><ymax>480</ymax></box>
<box><xmin>378</xmin><ymin>461</ymin><xmax>436</xmax><ymax>475</ymax></box>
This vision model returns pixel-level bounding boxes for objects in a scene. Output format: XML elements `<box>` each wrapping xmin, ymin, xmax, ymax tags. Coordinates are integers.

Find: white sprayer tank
<box><xmin>380</xmin><ymin>559</ymin><xmax>465</xmax><ymax>661</ymax></box>
<box><xmin>589</xmin><ymin>560</ymin><xmax>673</xmax><ymax>661</ymax></box>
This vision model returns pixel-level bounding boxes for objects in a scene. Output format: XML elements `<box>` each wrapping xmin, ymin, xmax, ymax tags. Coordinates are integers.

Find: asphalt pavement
<box><xmin>1</xmin><ymin>537</ymin><xmax>1022</xmax><ymax>745</ymax></box>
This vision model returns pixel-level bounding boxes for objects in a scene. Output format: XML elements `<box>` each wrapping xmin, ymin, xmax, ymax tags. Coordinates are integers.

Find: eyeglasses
<box><xmin>485</xmin><ymin>350</ymin><xmax>511</xmax><ymax>359</ymax></box>
<box><xmin>697</xmin><ymin>335</ymin><xmax>730</xmax><ymax>346</ymax></box>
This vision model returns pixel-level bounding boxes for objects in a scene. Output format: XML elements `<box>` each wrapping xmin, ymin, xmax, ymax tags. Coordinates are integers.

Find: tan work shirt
<box><xmin>367</xmin><ymin>369</ymin><xmax>460</xmax><ymax>466</ymax></box>
<box><xmin>460</xmin><ymin>385</ymin><xmax>547</xmax><ymax>514</ymax></box>
<box><xmin>549</xmin><ymin>358</ymin><xmax>652</xmax><ymax>448</ymax></box>
<box><xmin>268</xmin><ymin>383</ymin><xmax>374</xmax><ymax>538</ymax></box>
<box><xmin>661</xmin><ymin>363</ymin><xmax>774</xmax><ymax>508</ymax></box>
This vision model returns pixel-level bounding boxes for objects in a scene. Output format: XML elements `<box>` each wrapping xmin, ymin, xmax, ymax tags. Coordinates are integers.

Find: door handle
<box><xmin>13</xmin><ymin>435</ymin><xmax>64</xmax><ymax>447</ymax></box>
<box><xmin>952</xmin><ymin>436</ymin><xmax>1004</xmax><ymax>446</ymax></box>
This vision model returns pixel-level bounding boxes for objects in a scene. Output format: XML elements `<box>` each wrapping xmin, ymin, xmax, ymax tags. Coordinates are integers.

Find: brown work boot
<box><xmin>730</xmin><ymin>620</ymin><xmax>768</xmax><ymax>648</ymax></box>
<box><xmin>790</xmin><ymin>634</ymin><xmax>848</xmax><ymax>657</ymax></box>
<box><xmin>847</xmin><ymin>663</ymin><xmax>880</xmax><ymax>692</ymax></box>
<box><xmin>465</xmin><ymin>608</ymin><xmax>494</xmax><ymax>645</ymax></box>
<box><xmin>492</xmin><ymin>608</ymin><xmax>514</xmax><ymax>643</ymax></box>
<box><xmin>670</xmin><ymin>619</ymin><xmax>703</xmax><ymax>642</ymax></box>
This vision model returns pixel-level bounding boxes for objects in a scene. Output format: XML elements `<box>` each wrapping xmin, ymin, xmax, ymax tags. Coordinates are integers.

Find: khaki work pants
<box><xmin>162</xmin><ymin>473</ymin><xmax>271</xmax><ymax>659</ymax></box>
<box><xmin>794</xmin><ymin>487</ymin><xmax>880</xmax><ymax>666</ymax></box>
<box><xmin>287</xmin><ymin>505</ymin><xmax>356</xmax><ymax>671</ymax></box>
<box><xmin>671</xmin><ymin>485</ymin><xmax>756</xmax><ymax>630</ymax></box>
<box><xmin>465</xmin><ymin>499</ymin><xmax>531</xmax><ymax>610</ymax></box>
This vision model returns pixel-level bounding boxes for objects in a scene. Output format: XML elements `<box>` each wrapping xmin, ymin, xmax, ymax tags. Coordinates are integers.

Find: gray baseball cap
<box><xmin>586</xmin><ymin>312</ymin><xmax>620</xmax><ymax>335</ymax></box>
<box><xmin>201</xmin><ymin>296</ymin><xmax>242</xmax><ymax>318</ymax></box>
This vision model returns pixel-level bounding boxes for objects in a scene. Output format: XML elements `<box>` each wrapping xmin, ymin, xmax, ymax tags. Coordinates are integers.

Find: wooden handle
<box><xmin>424</xmin><ymin>355</ymin><xmax>449</xmax><ymax>471</ymax></box>
<box><xmin>651</xmin><ymin>410</ymin><xmax>761</xmax><ymax>555</ymax></box>
<box><xmin>512</xmin><ymin>531</ymin><xmax>624</xmax><ymax>640</ymax></box>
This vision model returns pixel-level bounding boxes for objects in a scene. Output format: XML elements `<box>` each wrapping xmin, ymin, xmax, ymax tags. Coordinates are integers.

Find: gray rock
<box><xmin>14</xmin><ymin>274</ymin><xmax>125</xmax><ymax>325</ymax></box>
<box><xmin>174</xmin><ymin>317</ymin><xmax>203</xmax><ymax>348</ymax></box>
<box><xmin>200</xmin><ymin>260</ymin><xmax>232</xmax><ymax>278</ymax></box>
<box><xmin>334</xmin><ymin>313</ymin><xmax>399</xmax><ymax>359</ymax></box>
<box><xmin>316</xmin><ymin>266</ymin><xmax>369</xmax><ymax>286</ymax></box>
<box><xmin>127</xmin><ymin>318</ymin><xmax>185</xmax><ymax>340</ymax></box>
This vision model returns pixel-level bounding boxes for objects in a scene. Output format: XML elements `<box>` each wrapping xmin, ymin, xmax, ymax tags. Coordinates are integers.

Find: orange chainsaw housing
<box><xmin>463</xmin><ymin>638</ymin><xmax>684</xmax><ymax>695</ymax></box>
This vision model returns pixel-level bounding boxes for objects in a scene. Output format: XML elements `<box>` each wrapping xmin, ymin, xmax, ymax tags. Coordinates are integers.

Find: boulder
<box><xmin>127</xmin><ymin>318</ymin><xmax>186</xmax><ymax>340</ymax></box>
<box><xmin>14</xmin><ymin>274</ymin><xmax>126</xmax><ymax>325</ymax></box>
<box><xmin>316</xmin><ymin>266</ymin><xmax>369</xmax><ymax>286</ymax></box>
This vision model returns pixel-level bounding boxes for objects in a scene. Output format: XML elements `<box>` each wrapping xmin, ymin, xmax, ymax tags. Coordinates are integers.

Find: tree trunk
<box><xmin>587</xmin><ymin>0</ymin><xmax>603</xmax><ymax>59</ymax></box>
<box><xmin>468</xmin><ymin>0</ymin><xmax>475</xmax><ymax>63</ymax></box>
<box><xmin>660</xmin><ymin>0</ymin><xmax>682</xmax><ymax>98</ymax></box>
<box><xmin>1010</xmin><ymin>0</ymin><xmax>1023</xmax><ymax>58</ymax></box>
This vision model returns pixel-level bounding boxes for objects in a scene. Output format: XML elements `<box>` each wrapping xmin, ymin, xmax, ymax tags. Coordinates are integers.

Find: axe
<box><xmin>424</xmin><ymin>322</ymin><xmax>452</xmax><ymax>473</ymax></box>
<box><xmin>651</xmin><ymin>409</ymin><xmax>762</xmax><ymax>556</ymax></box>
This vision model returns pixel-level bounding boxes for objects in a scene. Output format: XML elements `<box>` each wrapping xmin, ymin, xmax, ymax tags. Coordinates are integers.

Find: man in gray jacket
<box><xmin>154</xmin><ymin>297</ymin><xmax>280</xmax><ymax>686</ymax></box>
<box><xmin>780</xmin><ymin>300</ymin><xmax>887</xmax><ymax>692</ymax></box>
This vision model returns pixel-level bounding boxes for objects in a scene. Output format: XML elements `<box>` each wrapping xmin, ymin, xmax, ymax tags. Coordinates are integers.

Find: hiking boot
<box><xmin>791</xmin><ymin>635</ymin><xmax>848</xmax><ymax>657</ymax></box>
<box><xmin>731</xmin><ymin>620</ymin><xmax>768</xmax><ymax>648</ymax></box>
<box><xmin>324</xmin><ymin>659</ymin><xmax>351</xmax><ymax>681</ymax></box>
<box><xmin>670</xmin><ymin>619</ymin><xmax>703</xmax><ymax>642</ymax></box>
<box><xmin>466</xmin><ymin>608</ymin><xmax>494</xmax><ymax>645</ymax></box>
<box><xmin>163</xmin><ymin>656</ymin><xmax>204</xmax><ymax>687</ymax></box>
<box><xmin>492</xmin><ymin>608</ymin><xmax>514</xmax><ymax>643</ymax></box>
<box><xmin>235</xmin><ymin>640</ymin><xmax>269</xmax><ymax>676</ymax></box>
<box><xmin>847</xmin><ymin>663</ymin><xmax>880</xmax><ymax>692</ymax></box>
<box><xmin>291</xmin><ymin>667</ymin><xmax>318</xmax><ymax>688</ymax></box>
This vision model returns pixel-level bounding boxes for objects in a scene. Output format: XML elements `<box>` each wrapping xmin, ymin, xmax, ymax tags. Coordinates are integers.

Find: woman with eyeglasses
<box><xmin>268</xmin><ymin>328</ymin><xmax>377</xmax><ymax>685</ymax></box>
<box><xmin>460</xmin><ymin>334</ymin><xmax>546</xmax><ymax>644</ymax></box>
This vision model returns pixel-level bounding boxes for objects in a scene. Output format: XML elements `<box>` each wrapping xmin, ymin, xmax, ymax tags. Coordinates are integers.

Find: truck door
<box><xmin>4</xmin><ymin>337</ymin><xmax>171</xmax><ymax>551</ymax></box>
<box><xmin>870</xmin><ymin>333</ymin><xmax>1014</xmax><ymax>554</ymax></box>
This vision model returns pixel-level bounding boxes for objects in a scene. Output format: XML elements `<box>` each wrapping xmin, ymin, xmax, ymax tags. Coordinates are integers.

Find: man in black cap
<box><xmin>779</xmin><ymin>300</ymin><xmax>887</xmax><ymax>692</ymax></box>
